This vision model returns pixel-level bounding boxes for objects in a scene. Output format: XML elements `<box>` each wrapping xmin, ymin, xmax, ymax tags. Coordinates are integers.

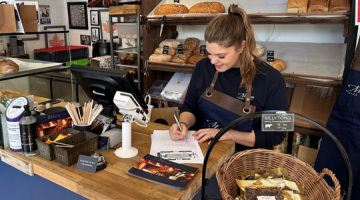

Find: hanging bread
<box><xmin>0</xmin><ymin>59</ymin><xmax>19</xmax><ymax>74</ymax></box>
<box><xmin>263</xmin><ymin>58</ymin><xmax>286</xmax><ymax>72</ymax></box>
<box><xmin>189</xmin><ymin>2</ymin><xmax>225</xmax><ymax>13</ymax></box>
<box><xmin>329</xmin><ymin>0</ymin><xmax>350</xmax><ymax>12</ymax></box>
<box><xmin>183</xmin><ymin>37</ymin><xmax>200</xmax><ymax>51</ymax></box>
<box><xmin>154</xmin><ymin>48</ymin><xmax>177</xmax><ymax>56</ymax></box>
<box><xmin>154</xmin><ymin>4</ymin><xmax>189</xmax><ymax>15</ymax></box>
<box><xmin>149</xmin><ymin>54</ymin><xmax>173</xmax><ymax>62</ymax></box>
<box><xmin>254</xmin><ymin>44</ymin><xmax>265</xmax><ymax>57</ymax></box>
<box><xmin>287</xmin><ymin>0</ymin><xmax>309</xmax><ymax>13</ymax></box>
<box><xmin>308</xmin><ymin>0</ymin><xmax>329</xmax><ymax>12</ymax></box>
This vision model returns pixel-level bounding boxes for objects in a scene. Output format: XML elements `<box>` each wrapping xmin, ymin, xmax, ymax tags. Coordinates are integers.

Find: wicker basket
<box><xmin>216</xmin><ymin>149</ymin><xmax>341</xmax><ymax>200</ymax></box>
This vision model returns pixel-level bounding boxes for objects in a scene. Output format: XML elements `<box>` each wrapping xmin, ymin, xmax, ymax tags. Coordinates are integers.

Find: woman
<box><xmin>169</xmin><ymin>4</ymin><xmax>288</xmax><ymax>152</ymax></box>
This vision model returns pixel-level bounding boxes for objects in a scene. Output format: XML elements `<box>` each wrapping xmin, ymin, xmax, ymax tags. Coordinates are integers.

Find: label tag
<box><xmin>261</xmin><ymin>112</ymin><xmax>294</xmax><ymax>132</ymax></box>
<box><xmin>257</xmin><ymin>197</ymin><xmax>276</xmax><ymax>200</ymax></box>
<box><xmin>174</xmin><ymin>0</ymin><xmax>180</xmax><ymax>3</ymax></box>
<box><xmin>267</xmin><ymin>50</ymin><xmax>274</xmax><ymax>62</ymax></box>
<box><xmin>97</xmin><ymin>136</ymin><xmax>109</xmax><ymax>151</ymax></box>
<box><xmin>177</xmin><ymin>44</ymin><xmax>183</xmax><ymax>54</ymax></box>
<box><xmin>200</xmin><ymin>45</ymin><xmax>206</xmax><ymax>56</ymax></box>
<box><xmin>76</xmin><ymin>155</ymin><xmax>98</xmax><ymax>173</ymax></box>
<box><xmin>162</xmin><ymin>45</ymin><xmax>169</xmax><ymax>55</ymax></box>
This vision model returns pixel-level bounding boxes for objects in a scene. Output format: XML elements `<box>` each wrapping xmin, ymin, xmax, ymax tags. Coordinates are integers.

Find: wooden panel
<box><xmin>1</xmin><ymin>151</ymin><xmax>34</xmax><ymax>176</ymax></box>
<box><xmin>109</xmin><ymin>5</ymin><xmax>141</xmax><ymax>15</ymax></box>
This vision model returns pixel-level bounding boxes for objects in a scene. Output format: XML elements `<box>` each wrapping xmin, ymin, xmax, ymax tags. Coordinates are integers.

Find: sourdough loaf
<box><xmin>154</xmin><ymin>4</ymin><xmax>189</xmax><ymax>15</ymax></box>
<box><xmin>263</xmin><ymin>58</ymin><xmax>286</xmax><ymax>72</ymax></box>
<box><xmin>329</xmin><ymin>0</ymin><xmax>350</xmax><ymax>12</ymax></box>
<box><xmin>189</xmin><ymin>2</ymin><xmax>225</xmax><ymax>13</ymax></box>
<box><xmin>287</xmin><ymin>0</ymin><xmax>309</xmax><ymax>13</ymax></box>
<box><xmin>308</xmin><ymin>0</ymin><xmax>329</xmax><ymax>12</ymax></box>
<box><xmin>0</xmin><ymin>59</ymin><xmax>19</xmax><ymax>74</ymax></box>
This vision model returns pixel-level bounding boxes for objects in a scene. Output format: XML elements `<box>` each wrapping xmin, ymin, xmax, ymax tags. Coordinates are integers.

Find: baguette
<box><xmin>329</xmin><ymin>0</ymin><xmax>350</xmax><ymax>12</ymax></box>
<box><xmin>154</xmin><ymin>4</ymin><xmax>189</xmax><ymax>15</ymax></box>
<box><xmin>308</xmin><ymin>0</ymin><xmax>329</xmax><ymax>12</ymax></box>
<box><xmin>287</xmin><ymin>0</ymin><xmax>309</xmax><ymax>13</ymax></box>
<box><xmin>189</xmin><ymin>2</ymin><xmax>225</xmax><ymax>13</ymax></box>
<box><xmin>149</xmin><ymin>54</ymin><xmax>173</xmax><ymax>62</ymax></box>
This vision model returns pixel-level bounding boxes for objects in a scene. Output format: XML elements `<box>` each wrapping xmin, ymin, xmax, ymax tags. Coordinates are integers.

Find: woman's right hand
<box><xmin>169</xmin><ymin>123</ymin><xmax>188</xmax><ymax>141</ymax></box>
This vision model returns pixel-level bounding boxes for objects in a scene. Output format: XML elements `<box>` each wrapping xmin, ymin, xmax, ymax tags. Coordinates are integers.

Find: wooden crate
<box><xmin>109</xmin><ymin>5</ymin><xmax>141</xmax><ymax>15</ymax></box>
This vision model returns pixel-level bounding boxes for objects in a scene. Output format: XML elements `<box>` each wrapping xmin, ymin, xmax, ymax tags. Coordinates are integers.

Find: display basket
<box><xmin>201</xmin><ymin>111</ymin><xmax>353</xmax><ymax>200</ymax></box>
<box><xmin>216</xmin><ymin>149</ymin><xmax>340</xmax><ymax>200</ymax></box>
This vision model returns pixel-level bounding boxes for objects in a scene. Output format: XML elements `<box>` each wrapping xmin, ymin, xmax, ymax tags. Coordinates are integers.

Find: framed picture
<box><xmin>99</xmin><ymin>9</ymin><xmax>118</xmax><ymax>42</ymax></box>
<box><xmin>67</xmin><ymin>2</ymin><xmax>88</xmax><ymax>30</ymax></box>
<box><xmin>91</xmin><ymin>27</ymin><xmax>101</xmax><ymax>42</ymax></box>
<box><xmin>80</xmin><ymin>35</ymin><xmax>91</xmax><ymax>46</ymax></box>
<box><xmin>90</xmin><ymin>10</ymin><xmax>99</xmax><ymax>26</ymax></box>
<box><xmin>44</xmin><ymin>26</ymin><xmax>67</xmax><ymax>48</ymax></box>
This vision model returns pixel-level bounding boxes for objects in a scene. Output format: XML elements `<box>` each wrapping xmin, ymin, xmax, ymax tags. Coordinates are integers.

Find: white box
<box><xmin>100</xmin><ymin>128</ymin><xmax>122</xmax><ymax>148</ymax></box>
<box><xmin>161</xmin><ymin>73</ymin><xmax>192</xmax><ymax>104</ymax></box>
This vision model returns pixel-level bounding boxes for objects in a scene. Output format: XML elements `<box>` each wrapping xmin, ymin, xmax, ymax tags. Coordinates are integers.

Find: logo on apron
<box><xmin>346</xmin><ymin>84</ymin><xmax>360</xmax><ymax>97</ymax></box>
<box><xmin>206</xmin><ymin>119</ymin><xmax>219</xmax><ymax>128</ymax></box>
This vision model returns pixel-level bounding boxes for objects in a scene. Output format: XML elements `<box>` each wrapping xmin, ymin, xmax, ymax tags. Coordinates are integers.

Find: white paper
<box><xmin>257</xmin><ymin>197</ymin><xmax>276</xmax><ymax>200</ymax></box>
<box><xmin>150</xmin><ymin>130</ymin><xmax>204</xmax><ymax>164</ymax></box>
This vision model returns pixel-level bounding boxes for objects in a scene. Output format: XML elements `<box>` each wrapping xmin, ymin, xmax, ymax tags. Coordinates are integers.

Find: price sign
<box><xmin>261</xmin><ymin>112</ymin><xmax>294</xmax><ymax>132</ymax></box>
<box><xmin>267</xmin><ymin>50</ymin><xmax>274</xmax><ymax>63</ymax></box>
<box><xmin>174</xmin><ymin>0</ymin><xmax>180</xmax><ymax>3</ymax></box>
<box><xmin>162</xmin><ymin>45</ymin><xmax>169</xmax><ymax>55</ymax></box>
<box><xmin>177</xmin><ymin>44</ymin><xmax>183</xmax><ymax>54</ymax></box>
<box><xmin>200</xmin><ymin>45</ymin><xmax>206</xmax><ymax>56</ymax></box>
<box><xmin>76</xmin><ymin>155</ymin><xmax>98</xmax><ymax>173</ymax></box>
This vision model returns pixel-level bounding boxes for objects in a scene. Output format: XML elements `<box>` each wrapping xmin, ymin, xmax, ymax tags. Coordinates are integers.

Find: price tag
<box><xmin>261</xmin><ymin>112</ymin><xmax>294</xmax><ymax>132</ymax></box>
<box><xmin>177</xmin><ymin>44</ymin><xmax>183</xmax><ymax>54</ymax></box>
<box><xmin>200</xmin><ymin>45</ymin><xmax>206</xmax><ymax>56</ymax></box>
<box><xmin>162</xmin><ymin>45</ymin><xmax>169</xmax><ymax>55</ymax></box>
<box><xmin>174</xmin><ymin>0</ymin><xmax>180</xmax><ymax>3</ymax></box>
<box><xmin>257</xmin><ymin>197</ymin><xmax>276</xmax><ymax>200</ymax></box>
<box><xmin>76</xmin><ymin>155</ymin><xmax>98</xmax><ymax>173</ymax></box>
<box><xmin>267</xmin><ymin>50</ymin><xmax>274</xmax><ymax>62</ymax></box>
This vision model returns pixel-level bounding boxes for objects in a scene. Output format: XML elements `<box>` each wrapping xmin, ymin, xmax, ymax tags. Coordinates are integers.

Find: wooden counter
<box><xmin>0</xmin><ymin>88</ymin><xmax>235</xmax><ymax>200</ymax></box>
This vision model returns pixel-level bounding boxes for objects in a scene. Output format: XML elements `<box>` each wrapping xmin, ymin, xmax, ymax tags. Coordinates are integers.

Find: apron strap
<box><xmin>205</xmin><ymin>71</ymin><xmax>219</xmax><ymax>97</ymax></box>
<box><xmin>243</xmin><ymin>89</ymin><xmax>252</xmax><ymax>114</ymax></box>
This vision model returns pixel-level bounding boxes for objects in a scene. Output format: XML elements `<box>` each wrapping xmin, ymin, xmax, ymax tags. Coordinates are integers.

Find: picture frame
<box><xmin>90</xmin><ymin>10</ymin><xmax>99</xmax><ymax>26</ymax></box>
<box><xmin>91</xmin><ymin>27</ymin><xmax>101</xmax><ymax>42</ymax></box>
<box><xmin>99</xmin><ymin>9</ymin><xmax>118</xmax><ymax>42</ymax></box>
<box><xmin>80</xmin><ymin>35</ymin><xmax>91</xmax><ymax>46</ymax></box>
<box><xmin>44</xmin><ymin>26</ymin><xmax>67</xmax><ymax>48</ymax></box>
<box><xmin>67</xmin><ymin>2</ymin><xmax>88</xmax><ymax>30</ymax></box>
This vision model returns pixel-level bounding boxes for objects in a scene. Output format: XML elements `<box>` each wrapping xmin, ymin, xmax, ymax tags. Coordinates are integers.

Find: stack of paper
<box><xmin>150</xmin><ymin>130</ymin><xmax>204</xmax><ymax>164</ymax></box>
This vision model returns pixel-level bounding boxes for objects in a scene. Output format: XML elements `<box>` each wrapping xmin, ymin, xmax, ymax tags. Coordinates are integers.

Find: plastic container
<box><xmin>152</xmin><ymin>80</ymin><xmax>168</xmax><ymax>89</ymax></box>
<box><xmin>35</xmin><ymin>128</ymin><xmax>80</xmax><ymax>161</ymax></box>
<box><xmin>53</xmin><ymin>131</ymin><xmax>98</xmax><ymax>167</ymax></box>
<box><xmin>116</xmin><ymin>23</ymin><xmax>137</xmax><ymax>39</ymax></box>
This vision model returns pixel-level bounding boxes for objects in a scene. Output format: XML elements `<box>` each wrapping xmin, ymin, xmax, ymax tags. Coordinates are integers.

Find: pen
<box><xmin>174</xmin><ymin>114</ymin><xmax>187</xmax><ymax>142</ymax></box>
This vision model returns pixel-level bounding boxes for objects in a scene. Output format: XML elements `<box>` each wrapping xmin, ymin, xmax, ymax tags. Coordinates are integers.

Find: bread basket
<box><xmin>201</xmin><ymin>111</ymin><xmax>353</xmax><ymax>200</ymax></box>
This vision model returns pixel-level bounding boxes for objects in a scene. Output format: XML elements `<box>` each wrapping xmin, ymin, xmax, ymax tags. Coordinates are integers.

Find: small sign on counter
<box><xmin>261</xmin><ymin>112</ymin><xmax>294</xmax><ymax>132</ymax></box>
<box><xmin>76</xmin><ymin>155</ymin><xmax>98</xmax><ymax>173</ymax></box>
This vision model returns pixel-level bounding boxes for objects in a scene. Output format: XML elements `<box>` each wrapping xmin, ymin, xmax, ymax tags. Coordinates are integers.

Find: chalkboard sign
<box><xmin>162</xmin><ymin>45</ymin><xmax>169</xmax><ymax>55</ymax></box>
<box><xmin>200</xmin><ymin>45</ymin><xmax>206</xmax><ymax>56</ymax></box>
<box><xmin>267</xmin><ymin>50</ymin><xmax>274</xmax><ymax>62</ymax></box>
<box><xmin>177</xmin><ymin>44</ymin><xmax>183</xmax><ymax>54</ymax></box>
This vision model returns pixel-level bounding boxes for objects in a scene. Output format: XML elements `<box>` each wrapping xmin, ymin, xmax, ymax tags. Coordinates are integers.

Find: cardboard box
<box><xmin>290</xmin><ymin>84</ymin><xmax>340</xmax><ymax>126</ymax></box>
<box><xmin>0</xmin><ymin>3</ymin><xmax>16</xmax><ymax>33</ymax></box>
<box><xmin>297</xmin><ymin>145</ymin><xmax>318</xmax><ymax>167</ymax></box>
<box><xmin>17</xmin><ymin>5</ymin><xmax>37</xmax><ymax>32</ymax></box>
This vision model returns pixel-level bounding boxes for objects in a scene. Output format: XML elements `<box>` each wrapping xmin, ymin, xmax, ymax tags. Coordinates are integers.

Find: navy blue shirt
<box><xmin>181</xmin><ymin>58</ymin><xmax>289</xmax><ymax>151</ymax></box>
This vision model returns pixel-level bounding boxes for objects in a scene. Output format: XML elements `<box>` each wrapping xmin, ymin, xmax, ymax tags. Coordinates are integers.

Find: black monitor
<box><xmin>70</xmin><ymin>65</ymin><xmax>148</xmax><ymax>117</ymax></box>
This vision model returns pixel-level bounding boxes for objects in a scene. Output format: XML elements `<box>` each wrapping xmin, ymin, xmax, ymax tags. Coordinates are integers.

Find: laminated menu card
<box><xmin>127</xmin><ymin>154</ymin><xmax>198</xmax><ymax>190</ymax></box>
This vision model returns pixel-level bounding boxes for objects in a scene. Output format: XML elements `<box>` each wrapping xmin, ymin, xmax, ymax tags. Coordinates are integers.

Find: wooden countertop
<box><xmin>0</xmin><ymin>88</ymin><xmax>235</xmax><ymax>200</ymax></box>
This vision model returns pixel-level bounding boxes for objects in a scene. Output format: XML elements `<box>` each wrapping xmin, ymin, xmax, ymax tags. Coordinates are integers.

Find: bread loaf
<box><xmin>189</xmin><ymin>2</ymin><xmax>225</xmax><ymax>13</ymax></box>
<box><xmin>329</xmin><ymin>0</ymin><xmax>350</xmax><ymax>12</ymax></box>
<box><xmin>308</xmin><ymin>0</ymin><xmax>329</xmax><ymax>12</ymax></box>
<box><xmin>287</xmin><ymin>0</ymin><xmax>309</xmax><ymax>13</ymax></box>
<box><xmin>188</xmin><ymin>55</ymin><xmax>208</xmax><ymax>65</ymax></box>
<box><xmin>154</xmin><ymin>4</ymin><xmax>189</xmax><ymax>15</ymax></box>
<box><xmin>159</xmin><ymin>40</ymin><xmax>181</xmax><ymax>49</ymax></box>
<box><xmin>149</xmin><ymin>54</ymin><xmax>173</xmax><ymax>62</ymax></box>
<box><xmin>183</xmin><ymin>37</ymin><xmax>200</xmax><ymax>51</ymax></box>
<box><xmin>254</xmin><ymin>44</ymin><xmax>265</xmax><ymax>57</ymax></box>
<box><xmin>0</xmin><ymin>59</ymin><xmax>19</xmax><ymax>74</ymax></box>
<box><xmin>171</xmin><ymin>54</ymin><xmax>190</xmax><ymax>64</ymax></box>
<box><xmin>193</xmin><ymin>47</ymin><xmax>208</xmax><ymax>56</ymax></box>
<box><xmin>154</xmin><ymin>48</ymin><xmax>176</xmax><ymax>56</ymax></box>
<box><xmin>263</xmin><ymin>58</ymin><xmax>286</xmax><ymax>72</ymax></box>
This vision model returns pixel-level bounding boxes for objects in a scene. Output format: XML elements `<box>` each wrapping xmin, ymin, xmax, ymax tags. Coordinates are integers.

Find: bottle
<box><xmin>19</xmin><ymin>105</ymin><xmax>38</xmax><ymax>156</ymax></box>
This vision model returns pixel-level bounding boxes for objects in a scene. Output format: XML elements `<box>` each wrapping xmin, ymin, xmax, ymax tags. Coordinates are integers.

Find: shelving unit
<box><xmin>109</xmin><ymin>11</ymin><xmax>142</xmax><ymax>92</ymax></box>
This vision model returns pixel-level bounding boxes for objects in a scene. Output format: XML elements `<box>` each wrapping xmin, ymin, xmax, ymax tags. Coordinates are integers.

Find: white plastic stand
<box><xmin>114</xmin><ymin>121</ymin><xmax>138</xmax><ymax>158</ymax></box>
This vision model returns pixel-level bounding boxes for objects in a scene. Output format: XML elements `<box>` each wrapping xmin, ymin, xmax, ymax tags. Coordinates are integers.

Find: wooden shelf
<box><xmin>147</xmin><ymin>12</ymin><xmax>350</xmax><ymax>26</ymax></box>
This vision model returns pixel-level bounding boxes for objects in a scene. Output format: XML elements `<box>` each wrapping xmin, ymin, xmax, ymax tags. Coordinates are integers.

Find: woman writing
<box><xmin>169</xmin><ymin>4</ymin><xmax>288</xmax><ymax>152</ymax></box>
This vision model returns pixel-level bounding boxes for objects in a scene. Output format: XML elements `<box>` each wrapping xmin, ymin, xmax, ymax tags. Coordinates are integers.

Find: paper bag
<box><xmin>297</xmin><ymin>145</ymin><xmax>318</xmax><ymax>168</ymax></box>
<box><xmin>17</xmin><ymin>5</ymin><xmax>37</xmax><ymax>32</ymax></box>
<box><xmin>0</xmin><ymin>2</ymin><xmax>16</xmax><ymax>33</ymax></box>
<box><xmin>150</xmin><ymin>99</ymin><xmax>179</xmax><ymax>126</ymax></box>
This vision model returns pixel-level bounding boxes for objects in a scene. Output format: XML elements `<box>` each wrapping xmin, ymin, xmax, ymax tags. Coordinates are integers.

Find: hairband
<box><xmin>228</xmin><ymin>11</ymin><xmax>242</xmax><ymax>17</ymax></box>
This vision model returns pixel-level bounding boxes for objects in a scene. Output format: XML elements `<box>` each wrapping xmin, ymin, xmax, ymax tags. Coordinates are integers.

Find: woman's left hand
<box><xmin>192</xmin><ymin>128</ymin><xmax>229</xmax><ymax>143</ymax></box>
